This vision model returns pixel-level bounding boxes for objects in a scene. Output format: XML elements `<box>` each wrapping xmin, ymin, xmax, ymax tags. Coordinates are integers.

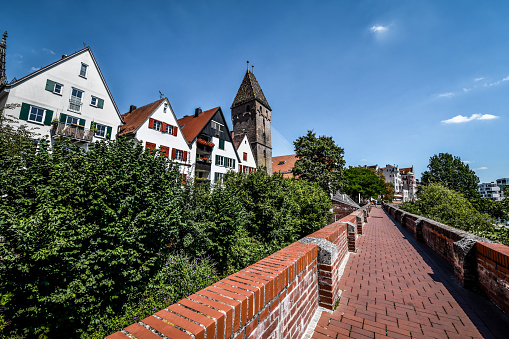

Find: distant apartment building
<box><xmin>479</xmin><ymin>179</ymin><xmax>507</xmax><ymax>201</ymax></box>
<box><xmin>379</xmin><ymin>164</ymin><xmax>417</xmax><ymax>202</ymax></box>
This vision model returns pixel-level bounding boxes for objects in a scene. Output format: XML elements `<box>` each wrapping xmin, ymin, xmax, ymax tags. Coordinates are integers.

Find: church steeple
<box><xmin>0</xmin><ymin>31</ymin><xmax>7</xmax><ymax>87</ymax></box>
<box><xmin>231</xmin><ymin>68</ymin><xmax>272</xmax><ymax>174</ymax></box>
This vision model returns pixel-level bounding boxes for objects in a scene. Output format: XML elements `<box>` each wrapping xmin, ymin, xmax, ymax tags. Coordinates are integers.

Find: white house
<box><xmin>0</xmin><ymin>46</ymin><xmax>123</xmax><ymax>148</ymax></box>
<box><xmin>381</xmin><ymin>164</ymin><xmax>404</xmax><ymax>201</ymax></box>
<box><xmin>178</xmin><ymin>107</ymin><xmax>240</xmax><ymax>185</ymax></box>
<box><xmin>234</xmin><ymin>134</ymin><xmax>257</xmax><ymax>174</ymax></box>
<box><xmin>119</xmin><ymin>98</ymin><xmax>194</xmax><ymax>182</ymax></box>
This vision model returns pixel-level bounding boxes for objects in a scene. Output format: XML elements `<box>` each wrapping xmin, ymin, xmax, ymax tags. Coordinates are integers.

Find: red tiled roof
<box><xmin>177</xmin><ymin>107</ymin><xmax>220</xmax><ymax>144</ymax></box>
<box><xmin>399</xmin><ymin>167</ymin><xmax>413</xmax><ymax>175</ymax></box>
<box><xmin>119</xmin><ymin>98</ymin><xmax>165</xmax><ymax>134</ymax></box>
<box><xmin>272</xmin><ymin>154</ymin><xmax>299</xmax><ymax>178</ymax></box>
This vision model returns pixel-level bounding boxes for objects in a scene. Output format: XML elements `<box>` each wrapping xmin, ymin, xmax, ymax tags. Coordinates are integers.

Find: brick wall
<box><xmin>477</xmin><ymin>242</ymin><xmax>509</xmax><ymax>315</ymax></box>
<box><xmin>383</xmin><ymin>203</ymin><xmax>509</xmax><ymax>317</ymax></box>
<box><xmin>107</xmin><ymin>206</ymin><xmax>370</xmax><ymax>339</ymax></box>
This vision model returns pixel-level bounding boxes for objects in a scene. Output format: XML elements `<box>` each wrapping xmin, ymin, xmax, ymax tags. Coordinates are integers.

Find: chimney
<box><xmin>129</xmin><ymin>105</ymin><xmax>137</xmax><ymax>113</ymax></box>
<box><xmin>195</xmin><ymin>107</ymin><xmax>202</xmax><ymax>117</ymax></box>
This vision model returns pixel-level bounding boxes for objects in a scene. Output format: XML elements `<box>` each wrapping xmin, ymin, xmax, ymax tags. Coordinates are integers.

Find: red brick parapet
<box><xmin>383</xmin><ymin>203</ymin><xmax>509</xmax><ymax>317</ymax></box>
<box><xmin>107</xmin><ymin>206</ymin><xmax>371</xmax><ymax>339</ymax></box>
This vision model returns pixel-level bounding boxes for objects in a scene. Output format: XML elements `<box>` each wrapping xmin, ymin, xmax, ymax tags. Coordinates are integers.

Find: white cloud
<box><xmin>370</xmin><ymin>25</ymin><xmax>389</xmax><ymax>33</ymax></box>
<box><xmin>474</xmin><ymin>167</ymin><xmax>488</xmax><ymax>170</ymax></box>
<box><xmin>442</xmin><ymin>113</ymin><xmax>499</xmax><ymax>124</ymax></box>
<box><xmin>42</xmin><ymin>48</ymin><xmax>55</xmax><ymax>55</ymax></box>
<box><xmin>437</xmin><ymin>92</ymin><xmax>454</xmax><ymax>98</ymax></box>
<box><xmin>361</xmin><ymin>159</ymin><xmax>367</xmax><ymax>162</ymax></box>
<box><xmin>474</xmin><ymin>77</ymin><xmax>484</xmax><ymax>82</ymax></box>
<box><xmin>462</xmin><ymin>160</ymin><xmax>474</xmax><ymax>164</ymax></box>
<box><xmin>30</xmin><ymin>67</ymin><xmax>40</xmax><ymax>71</ymax></box>
<box><xmin>463</xmin><ymin>88</ymin><xmax>471</xmax><ymax>93</ymax></box>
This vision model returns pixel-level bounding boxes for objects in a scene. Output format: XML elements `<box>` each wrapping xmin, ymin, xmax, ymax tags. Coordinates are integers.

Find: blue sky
<box><xmin>3</xmin><ymin>0</ymin><xmax>508</xmax><ymax>183</ymax></box>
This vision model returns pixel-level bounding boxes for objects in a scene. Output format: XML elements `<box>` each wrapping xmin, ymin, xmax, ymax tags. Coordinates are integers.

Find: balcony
<box><xmin>52</xmin><ymin>122</ymin><xmax>94</xmax><ymax>142</ymax></box>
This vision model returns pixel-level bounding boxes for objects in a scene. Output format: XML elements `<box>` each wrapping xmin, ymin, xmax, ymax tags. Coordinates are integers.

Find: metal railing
<box><xmin>52</xmin><ymin>122</ymin><xmax>94</xmax><ymax>142</ymax></box>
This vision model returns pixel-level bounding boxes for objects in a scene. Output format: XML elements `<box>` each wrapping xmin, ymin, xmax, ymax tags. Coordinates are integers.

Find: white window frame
<box><xmin>90</xmin><ymin>96</ymin><xmax>99</xmax><ymax>107</ymax></box>
<box><xmin>69</xmin><ymin>88</ymin><xmax>84</xmax><ymax>112</ymax></box>
<box><xmin>175</xmin><ymin>150</ymin><xmax>183</xmax><ymax>160</ymax></box>
<box><xmin>215</xmin><ymin>172</ymin><xmax>224</xmax><ymax>184</ymax></box>
<box><xmin>66</xmin><ymin>115</ymin><xmax>80</xmax><ymax>126</ymax></box>
<box><xmin>166</xmin><ymin>124</ymin><xmax>173</xmax><ymax>134</ymax></box>
<box><xmin>227</xmin><ymin>158</ymin><xmax>234</xmax><ymax>168</ymax></box>
<box><xmin>53</xmin><ymin>82</ymin><xmax>63</xmax><ymax>94</ymax></box>
<box><xmin>153</xmin><ymin>120</ymin><xmax>162</xmax><ymax>131</ymax></box>
<box><xmin>217</xmin><ymin>155</ymin><xmax>224</xmax><ymax>166</ymax></box>
<box><xmin>211</xmin><ymin>120</ymin><xmax>224</xmax><ymax>133</ymax></box>
<box><xmin>164</xmin><ymin>103</ymin><xmax>168</xmax><ymax>113</ymax></box>
<box><xmin>80</xmin><ymin>63</ymin><xmax>88</xmax><ymax>78</ymax></box>
<box><xmin>28</xmin><ymin>105</ymin><xmax>46</xmax><ymax>124</ymax></box>
<box><xmin>94</xmin><ymin>123</ymin><xmax>107</xmax><ymax>138</ymax></box>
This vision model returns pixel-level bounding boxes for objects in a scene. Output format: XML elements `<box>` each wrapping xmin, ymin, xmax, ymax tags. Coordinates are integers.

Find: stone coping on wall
<box><xmin>106</xmin><ymin>206</ymin><xmax>370</xmax><ymax>339</ymax></box>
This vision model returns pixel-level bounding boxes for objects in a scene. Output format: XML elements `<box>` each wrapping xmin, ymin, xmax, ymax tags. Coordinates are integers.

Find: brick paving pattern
<box><xmin>313</xmin><ymin>206</ymin><xmax>483</xmax><ymax>339</ymax></box>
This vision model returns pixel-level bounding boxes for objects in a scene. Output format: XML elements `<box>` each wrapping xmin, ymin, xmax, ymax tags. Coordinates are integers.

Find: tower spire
<box><xmin>0</xmin><ymin>31</ymin><xmax>7</xmax><ymax>86</ymax></box>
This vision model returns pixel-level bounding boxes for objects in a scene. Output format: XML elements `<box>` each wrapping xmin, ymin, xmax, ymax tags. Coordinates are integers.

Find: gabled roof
<box><xmin>231</xmin><ymin>70</ymin><xmax>271</xmax><ymax>110</ymax></box>
<box><xmin>272</xmin><ymin>154</ymin><xmax>299</xmax><ymax>178</ymax></box>
<box><xmin>1</xmin><ymin>47</ymin><xmax>124</xmax><ymax>123</ymax></box>
<box><xmin>178</xmin><ymin>107</ymin><xmax>220</xmax><ymax>144</ymax></box>
<box><xmin>119</xmin><ymin>98</ymin><xmax>165</xmax><ymax>134</ymax></box>
<box><xmin>332</xmin><ymin>191</ymin><xmax>360</xmax><ymax>209</ymax></box>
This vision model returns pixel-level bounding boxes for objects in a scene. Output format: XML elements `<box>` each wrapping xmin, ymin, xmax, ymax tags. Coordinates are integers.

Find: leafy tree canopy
<box><xmin>400</xmin><ymin>183</ymin><xmax>508</xmax><ymax>245</ymax></box>
<box><xmin>344</xmin><ymin>167</ymin><xmax>386</xmax><ymax>200</ymax></box>
<box><xmin>292</xmin><ymin>130</ymin><xmax>346</xmax><ymax>196</ymax></box>
<box><xmin>421</xmin><ymin>153</ymin><xmax>479</xmax><ymax>197</ymax></box>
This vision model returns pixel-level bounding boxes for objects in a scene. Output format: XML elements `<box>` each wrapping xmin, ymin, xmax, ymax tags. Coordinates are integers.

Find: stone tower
<box><xmin>231</xmin><ymin>69</ymin><xmax>272</xmax><ymax>173</ymax></box>
<box><xmin>0</xmin><ymin>31</ymin><xmax>7</xmax><ymax>87</ymax></box>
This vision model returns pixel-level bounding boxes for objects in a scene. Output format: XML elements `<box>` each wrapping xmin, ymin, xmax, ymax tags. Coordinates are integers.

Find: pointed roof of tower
<box><xmin>231</xmin><ymin>70</ymin><xmax>271</xmax><ymax>110</ymax></box>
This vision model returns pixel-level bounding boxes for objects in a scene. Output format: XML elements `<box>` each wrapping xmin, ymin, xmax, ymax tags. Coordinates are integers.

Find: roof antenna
<box><xmin>83</xmin><ymin>42</ymin><xmax>87</xmax><ymax>47</ymax></box>
<box><xmin>159</xmin><ymin>91</ymin><xmax>164</xmax><ymax>99</ymax></box>
<box><xmin>246</xmin><ymin>60</ymin><xmax>249</xmax><ymax>71</ymax></box>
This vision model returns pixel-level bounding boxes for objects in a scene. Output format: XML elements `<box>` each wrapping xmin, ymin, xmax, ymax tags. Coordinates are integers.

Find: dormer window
<box><xmin>80</xmin><ymin>63</ymin><xmax>88</xmax><ymax>77</ymax></box>
<box><xmin>164</xmin><ymin>103</ymin><xmax>168</xmax><ymax>113</ymax></box>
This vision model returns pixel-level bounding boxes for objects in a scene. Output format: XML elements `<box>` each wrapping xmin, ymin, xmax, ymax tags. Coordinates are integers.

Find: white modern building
<box><xmin>119</xmin><ymin>98</ymin><xmax>194</xmax><ymax>182</ymax></box>
<box><xmin>479</xmin><ymin>180</ymin><xmax>507</xmax><ymax>201</ymax></box>
<box><xmin>235</xmin><ymin>134</ymin><xmax>257</xmax><ymax>174</ymax></box>
<box><xmin>0</xmin><ymin>46</ymin><xmax>123</xmax><ymax>148</ymax></box>
<box><xmin>381</xmin><ymin>164</ymin><xmax>404</xmax><ymax>202</ymax></box>
<box><xmin>178</xmin><ymin>107</ymin><xmax>240</xmax><ymax>184</ymax></box>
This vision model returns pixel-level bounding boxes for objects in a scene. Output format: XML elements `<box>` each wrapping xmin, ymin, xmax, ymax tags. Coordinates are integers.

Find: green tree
<box><xmin>400</xmin><ymin>183</ymin><xmax>509</xmax><ymax>244</ymax></box>
<box><xmin>344</xmin><ymin>167</ymin><xmax>386</xmax><ymax>200</ymax></box>
<box><xmin>421</xmin><ymin>153</ymin><xmax>479</xmax><ymax>198</ymax></box>
<box><xmin>0</xmin><ymin>137</ymin><xmax>187</xmax><ymax>337</ymax></box>
<box><xmin>292</xmin><ymin>130</ymin><xmax>346</xmax><ymax>196</ymax></box>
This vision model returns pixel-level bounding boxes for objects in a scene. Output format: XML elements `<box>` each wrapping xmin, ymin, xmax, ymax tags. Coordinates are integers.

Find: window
<box><xmin>172</xmin><ymin>149</ymin><xmax>188</xmax><ymax>161</ymax></box>
<box><xmin>226</xmin><ymin>158</ymin><xmax>235</xmax><ymax>168</ymax></box>
<box><xmin>90</xmin><ymin>96</ymin><xmax>104</xmax><ymax>108</ymax></box>
<box><xmin>153</xmin><ymin>120</ymin><xmax>162</xmax><ymax>131</ymax></box>
<box><xmin>243</xmin><ymin>152</ymin><xmax>247</xmax><ymax>161</ymax></box>
<box><xmin>28</xmin><ymin>106</ymin><xmax>45</xmax><ymax>123</ymax></box>
<box><xmin>211</xmin><ymin>120</ymin><xmax>224</xmax><ymax>133</ymax></box>
<box><xmin>216</xmin><ymin>155</ymin><xmax>225</xmax><ymax>166</ymax></box>
<box><xmin>166</xmin><ymin>124</ymin><xmax>177</xmax><ymax>136</ymax></box>
<box><xmin>80</xmin><ymin>63</ymin><xmax>88</xmax><ymax>77</ymax></box>
<box><xmin>69</xmin><ymin>88</ymin><xmax>84</xmax><ymax>112</ymax></box>
<box><xmin>66</xmin><ymin>115</ymin><xmax>80</xmax><ymax>126</ymax></box>
<box><xmin>146</xmin><ymin>142</ymin><xmax>156</xmax><ymax>151</ymax></box>
<box><xmin>164</xmin><ymin>103</ymin><xmax>168</xmax><ymax>113</ymax></box>
<box><xmin>175</xmin><ymin>150</ymin><xmax>183</xmax><ymax>160</ymax></box>
<box><xmin>45</xmin><ymin>79</ymin><xmax>63</xmax><ymax>94</ymax></box>
<box><xmin>94</xmin><ymin>123</ymin><xmax>107</xmax><ymax>138</ymax></box>
<box><xmin>214</xmin><ymin>172</ymin><xmax>224</xmax><ymax>184</ymax></box>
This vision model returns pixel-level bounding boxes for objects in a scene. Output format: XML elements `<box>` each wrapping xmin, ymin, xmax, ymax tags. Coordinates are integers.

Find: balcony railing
<box><xmin>52</xmin><ymin>122</ymin><xmax>94</xmax><ymax>142</ymax></box>
<box><xmin>69</xmin><ymin>97</ymin><xmax>83</xmax><ymax>112</ymax></box>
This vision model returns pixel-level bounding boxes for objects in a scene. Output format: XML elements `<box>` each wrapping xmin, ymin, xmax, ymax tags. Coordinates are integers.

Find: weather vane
<box><xmin>159</xmin><ymin>91</ymin><xmax>164</xmax><ymax>99</ymax></box>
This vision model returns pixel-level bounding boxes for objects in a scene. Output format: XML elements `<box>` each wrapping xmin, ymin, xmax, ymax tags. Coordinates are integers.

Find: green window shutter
<box><xmin>97</xmin><ymin>98</ymin><xmax>104</xmax><ymax>109</ymax></box>
<box><xmin>219</xmin><ymin>138</ymin><xmax>225</xmax><ymax>150</ymax></box>
<box><xmin>214</xmin><ymin>172</ymin><xmax>218</xmax><ymax>182</ymax></box>
<box><xmin>45</xmin><ymin>79</ymin><xmax>55</xmax><ymax>92</ymax></box>
<box><xmin>215</xmin><ymin>154</ymin><xmax>219</xmax><ymax>165</ymax></box>
<box><xmin>19</xmin><ymin>103</ymin><xmax>30</xmax><ymax>120</ymax></box>
<box><xmin>43</xmin><ymin>110</ymin><xmax>53</xmax><ymax>126</ymax></box>
<box><xmin>106</xmin><ymin>126</ymin><xmax>112</xmax><ymax>139</ymax></box>
<box><xmin>79</xmin><ymin>118</ymin><xmax>86</xmax><ymax>130</ymax></box>
<box><xmin>233</xmin><ymin>159</ymin><xmax>235</xmax><ymax>168</ymax></box>
<box><xmin>59</xmin><ymin>113</ymin><xmax>67</xmax><ymax>123</ymax></box>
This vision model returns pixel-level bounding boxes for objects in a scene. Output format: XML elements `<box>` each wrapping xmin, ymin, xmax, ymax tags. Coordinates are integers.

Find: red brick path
<box><xmin>313</xmin><ymin>207</ymin><xmax>483</xmax><ymax>339</ymax></box>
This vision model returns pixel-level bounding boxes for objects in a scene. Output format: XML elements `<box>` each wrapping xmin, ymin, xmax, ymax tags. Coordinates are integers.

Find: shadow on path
<box><xmin>383</xmin><ymin>206</ymin><xmax>509</xmax><ymax>339</ymax></box>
